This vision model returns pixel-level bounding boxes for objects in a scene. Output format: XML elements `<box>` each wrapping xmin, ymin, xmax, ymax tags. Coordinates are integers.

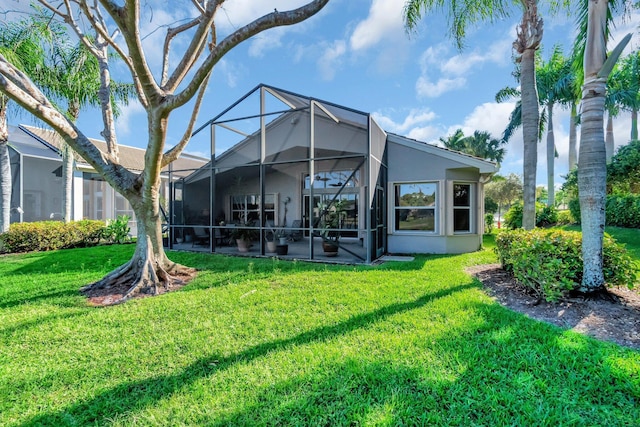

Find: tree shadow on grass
<box><xmin>16</xmin><ymin>282</ymin><xmax>477</xmax><ymax>426</ymax></box>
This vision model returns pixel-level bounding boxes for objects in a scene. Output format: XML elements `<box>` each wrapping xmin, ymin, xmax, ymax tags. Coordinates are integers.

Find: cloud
<box><xmin>317</xmin><ymin>40</ymin><xmax>347</xmax><ymax>81</ymax></box>
<box><xmin>373</xmin><ymin>108</ymin><xmax>437</xmax><ymax>134</ymax></box>
<box><xmin>247</xmin><ymin>27</ymin><xmax>286</xmax><ymax>58</ymax></box>
<box><xmin>115</xmin><ymin>100</ymin><xmax>146</xmax><ymax>137</ymax></box>
<box><xmin>349</xmin><ymin>0</ymin><xmax>404</xmax><ymax>52</ymax></box>
<box><xmin>414</xmin><ymin>37</ymin><xmax>512</xmax><ymax>99</ymax></box>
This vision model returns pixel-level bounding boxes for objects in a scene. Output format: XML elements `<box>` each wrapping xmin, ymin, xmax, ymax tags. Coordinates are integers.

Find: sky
<box><xmin>2</xmin><ymin>0</ymin><xmax>639</xmax><ymax>187</ymax></box>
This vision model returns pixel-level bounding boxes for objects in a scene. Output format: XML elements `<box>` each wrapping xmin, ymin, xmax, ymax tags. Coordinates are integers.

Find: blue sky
<box><xmin>3</xmin><ymin>0</ymin><xmax>639</xmax><ymax>186</ymax></box>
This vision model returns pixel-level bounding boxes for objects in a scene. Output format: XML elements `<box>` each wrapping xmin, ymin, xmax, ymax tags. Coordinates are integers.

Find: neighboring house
<box><xmin>169</xmin><ymin>84</ymin><xmax>498</xmax><ymax>263</ymax></box>
<box><xmin>5</xmin><ymin>124</ymin><xmax>208</xmax><ymax>234</ymax></box>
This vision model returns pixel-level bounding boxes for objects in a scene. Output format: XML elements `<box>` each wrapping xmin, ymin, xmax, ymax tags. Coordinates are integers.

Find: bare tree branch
<box><xmin>161</xmin><ymin>17</ymin><xmax>203</xmax><ymax>87</ymax></box>
<box><xmin>170</xmin><ymin>0</ymin><xmax>328</xmax><ymax>112</ymax></box>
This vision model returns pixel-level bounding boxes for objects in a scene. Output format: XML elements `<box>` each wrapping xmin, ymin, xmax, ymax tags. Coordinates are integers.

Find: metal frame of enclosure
<box><xmin>166</xmin><ymin>84</ymin><xmax>388</xmax><ymax>263</ymax></box>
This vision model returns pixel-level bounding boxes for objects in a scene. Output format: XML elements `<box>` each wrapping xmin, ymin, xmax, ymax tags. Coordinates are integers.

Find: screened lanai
<box><xmin>166</xmin><ymin>84</ymin><xmax>388</xmax><ymax>263</ymax></box>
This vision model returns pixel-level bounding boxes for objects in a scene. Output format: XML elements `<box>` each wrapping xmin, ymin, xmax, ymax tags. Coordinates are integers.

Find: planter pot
<box><xmin>276</xmin><ymin>244</ymin><xmax>288</xmax><ymax>255</ymax></box>
<box><xmin>266</xmin><ymin>241</ymin><xmax>277</xmax><ymax>253</ymax></box>
<box><xmin>236</xmin><ymin>238</ymin><xmax>251</xmax><ymax>253</ymax></box>
<box><xmin>322</xmin><ymin>241</ymin><xmax>339</xmax><ymax>257</ymax></box>
<box><xmin>279</xmin><ymin>237</ymin><xmax>288</xmax><ymax>245</ymax></box>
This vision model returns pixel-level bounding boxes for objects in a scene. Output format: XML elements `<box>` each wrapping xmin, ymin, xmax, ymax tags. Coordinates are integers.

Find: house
<box><xmin>5</xmin><ymin>124</ymin><xmax>208</xmax><ymax>234</ymax></box>
<box><xmin>169</xmin><ymin>84</ymin><xmax>497</xmax><ymax>263</ymax></box>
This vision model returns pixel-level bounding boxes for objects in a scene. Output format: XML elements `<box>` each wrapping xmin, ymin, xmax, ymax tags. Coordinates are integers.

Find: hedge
<box><xmin>495</xmin><ymin>229</ymin><xmax>637</xmax><ymax>302</ymax></box>
<box><xmin>0</xmin><ymin>220</ymin><xmax>105</xmax><ymax>253</ymax></box>
<box><xmin>569</xmin><ymin>194</ymin><xmax>640</xmax><ymax>228</ymax></box>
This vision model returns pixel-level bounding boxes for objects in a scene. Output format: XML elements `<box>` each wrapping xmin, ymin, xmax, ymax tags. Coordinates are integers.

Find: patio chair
<box><xmin>192</xmin><ymin>227</ymin><xmax>210</xmax><ymax>247</ymax></box>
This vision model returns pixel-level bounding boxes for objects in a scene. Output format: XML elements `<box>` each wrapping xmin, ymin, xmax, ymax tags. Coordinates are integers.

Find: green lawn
<box><xmin>1</xmin><ymin>231</ymin><xmax>639</xmax><ymax>426</ymax></box>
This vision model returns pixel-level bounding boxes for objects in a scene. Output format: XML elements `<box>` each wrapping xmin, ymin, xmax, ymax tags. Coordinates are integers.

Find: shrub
<box><xmin>0</xmin><ymin>220</ymin><xmax>105</xmax><ymax>253</ymax></box>
<box><xmin>503</xmin><ymin>202</ymin><xmax>557</xmax><ymax>229</ymax></box>
<box><xmin>567</xmin><ymin>194</ymin><xmax>640</xmax><ymax>228</ymax></box>
<box><xmin>495</xmin><ymin>229</ymin><xmax>637</xmax><ymax>302</ymax></box>
<box><xmin>103</xmin><ymin>215</ymin><xmax>131</xmax><ymax>244</ymax></box>
<box><xmin>484</xmin><ymin>213</ymin><xmax>494</xmax><ymax>234</ymax></box>
<box><xmin>556</xmin><ymin>210</ymin><xmax>574</xmax><ymax>225</ymax></box>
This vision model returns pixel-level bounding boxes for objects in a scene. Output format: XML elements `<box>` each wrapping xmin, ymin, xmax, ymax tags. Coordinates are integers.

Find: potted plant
<box><xmin>318</xmin><ymin>200</ymin><xmax>347</xmax><ymax>257</ymax></box>
<box><xmin>231</xmin><ymin>221</ymin><xmax>258</xmax><ymax>253</ymax></box>
<box><xmin>265</xmin><ymin>227</ymin><xmax>277</xmax><ymax>253</ymax></box>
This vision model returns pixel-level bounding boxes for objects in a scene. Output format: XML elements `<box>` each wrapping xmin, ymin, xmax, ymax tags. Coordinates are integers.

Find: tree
<box><xmin>0</xmin><ymin>16</ymin><xmax>52</xmax><ymax>233</ymax></box>
<box><xmin>610</xmin><ymin>50</ymin><xmax>640</xmax><ymax>141</ymax></box>
<box><xmin>574</xmin><ymin>0</ymin><xmax>632</xmax><ymax>292</ymax></box>
<box><xmin>536</xmin><ymin>45</ymin><xmax>574</xmax><ymax>207</ymax></box>
<box><xmin>0</xmin><ymin>0</ymin><xmax>329</xmax><ymax>302</ymax></box>
<box><xmin>607</xmin><ymin>139</ymin><xmax>640</xmax><ymax>193</ymax></box>
<box><xmin>440</xmin><ymin>128</ymin><xmax>506</xmax><ymax>163</ymax></box>
<box><xmin>484</xmin><ymin>173</ymin><xmax>522</xmax><ymax>229</ymax></box>
<box><xmin>404</xmin><ymin>0</ymin><xmax>574</xmax><ymax>229</ymax></box>
<box><xmin>45</xmin><ymin>36</ymin><xmax>135</xmax><ymax>222</ymax></box>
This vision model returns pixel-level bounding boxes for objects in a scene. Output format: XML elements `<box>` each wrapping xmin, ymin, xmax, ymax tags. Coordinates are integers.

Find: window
<box><xmin>453</xmin><ymin>183</ymin><xmax>472</xmax><ymax>233</ymax></box>
<box><xmin>394</xmin><ymin>182</ymin><xmax>437</xmax><ymax>232</ymax></box>
<box><xmin>231</xmin><ymin>194</ymin><xmax>275</xmax><ymax>224</ymax></box>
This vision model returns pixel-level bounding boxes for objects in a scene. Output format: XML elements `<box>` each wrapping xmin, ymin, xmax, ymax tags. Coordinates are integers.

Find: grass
<box><xmin>0</xmin><ymin>232</ymin><xmax>638</xmax><ymax>426</ymax></box>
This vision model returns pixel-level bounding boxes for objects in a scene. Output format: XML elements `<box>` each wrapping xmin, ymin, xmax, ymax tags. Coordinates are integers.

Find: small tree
<box><xmin>485</xmin><ymin>173</ymin><xmax>523</xmax><ymax>229</ymax></box>
<box><xmin>0</xmin><ymin>0</ymin><xmax>329</xmax><ymax>303</ymax></box>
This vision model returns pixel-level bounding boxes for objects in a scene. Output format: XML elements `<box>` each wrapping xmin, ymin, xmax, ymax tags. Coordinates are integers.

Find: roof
<box><xmin>386</xmin><ymin>132</ymin><xmax>498</xmax><ymax>174</ymax></box>
<box><xmin>15</xmin><ymin>125</ymin><xmax>207</xmax><ymax>176</ymax></box>
<box><xmin>7</xmin><ymin>125</ymin><xmax>61</xmax><ymax>161</ymax></box>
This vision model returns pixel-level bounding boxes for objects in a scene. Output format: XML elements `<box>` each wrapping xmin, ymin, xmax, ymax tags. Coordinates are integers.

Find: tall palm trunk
<box><xmin>569</xmin><ymin>103</ymin><xmax>578</xmax><ymax>169</ymax></box>
<box><xmin>546</xmin><ymin>102</ymin><xmax>555</xmax><ymax>206</ymax></box>
<box><xmin>517</xmin><ymin>1</ymin><xmax>542</xmax><ymax>230</ymax></box>
<box><xmin>605</xmin><ymin>113</ymin><xmax>614</xmax><ymax>162</ymax></box>
<box><xmin>578</xmin><ymin>0</ymin><xmax>609</xmax><ymax>292</ymax></box>
<box><xmin>0</xmin><ymin>99</ymin><xmax>10</xmax><ymax>233</ymax></box>
<box><xmin>521</xmin><ymin>47</ymin><xmax>540</xmax><ymax>229</ymax></box>
<box><xmin>62</xmin><ymin>143</ymin><xmax>74</xmax><ymax>222</ymax></box>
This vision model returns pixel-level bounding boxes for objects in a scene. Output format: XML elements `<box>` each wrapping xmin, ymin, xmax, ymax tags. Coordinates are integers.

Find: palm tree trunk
<box><xmin>62</xmin><ymin>143</ymin><xmax>73</xmax><ymax>222</ymax></box>
<box><xmin>569</xmin><ymin>103</ymin><xmax>578</xmax><ymax>170</ymax></box>
<box><xmin>0</xmin><ymin>101</ymin><xmax>11</xmax><ymax>233</ymax></box>
<box><xmin>605</xmin><ymin>112</ymin><xmax>614</xmax><ymax>162</ymax></box>
<box><xmin>578</xmin><ymin>78</ymin><xmax>607</xmax><ymax>292</ymax></box>
<box><xmin>632</xmin><ymin>108</ymin><xmax>638</xmax><ymax>141</ymax></box>
<box><xmin>546</xmin><ymin>102</ymin><xmax>555</xmax><ymax>207</ymax></box>
<box><xmin>578</xmin><ymin>0</ymin><xmax>609</xmax><ymax>293</ymax></box>
<box><xmin>521</xmin><ymin>46</ymin><xmax>539</xmax><ymax>229</ymax></box>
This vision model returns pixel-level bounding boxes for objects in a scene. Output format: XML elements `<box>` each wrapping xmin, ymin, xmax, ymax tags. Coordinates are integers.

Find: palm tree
<box><xmin>536</xmin><ymin>45</ymin><xmax>574</xmax><ymax>206</ymax></box>
<box><xmin>405</xmin><ymin>0</ymin><xmax>569</xmax><ymax>229</ymax></box>
<box><xmin>440</xmin><ymin>128</ymin><xmax>506</xmax><ymax>163</ymax></box>
<box><xmin>45</xmin><ymin>38</ymin><xmax>134</xmax><ymax>222</ymax></box>
<box><xmin>611</xmin><ymin>50</ymin><xmax>640</xmax><ymax>141</ymax></box>
<box><xmin>439</xmin><ymin>128</ymin><xmax>466</xmax><ymax>152</ymax></box>
<box><xmin>574</xmin><ymin>0</ymin><xmax>632</xmax><ymax>292</ymax></box>
<box><xmin>0</xmin><ymin>17</ymin><xmax>51</xmax><ymax>233</ymax></box>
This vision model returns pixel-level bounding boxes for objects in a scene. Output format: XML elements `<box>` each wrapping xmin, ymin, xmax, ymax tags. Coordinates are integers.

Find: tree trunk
<box><xmin>546</xmin><ymin>102</ymin><xmax>555</xmax><ymax>207</ymax></box>
<box><xmin>605</xmin><ymin>112</ymin><xmax>614</xmax><ymax>162</ymax></box>
<box><xmin>578</xmin><ymin>78</ymin><xmax>607</xmax><ymax>292</ymax></box>
<box><xmin>83</xmin><ymin>195</ymin><xmax>195</xmax><ymax>304</ymax></box>
<box><xmin>569</xmin><ymin>103</ymin><xmax>578</xmax><ymax>170</ymax></box>
<box><xmin>521</xmin><ymin>46</ymin><xmax>539</xmax><ymax>229</ymax></box>
<box><xmin>0</xmin><ymin>102</ymin><xmax>10</xmax><ymax>233</ymax></box>
<box><xmin>578</xmin><ymin>0</ymin><xmax>609</xmax><ymax>293</ymax></box>
<box><xmin>62</xmin><ymin>143</ymin><xmax>74</xmax><ymax>222</ymax></box>
<box><xmin>632</xmin><ymin>108</ymin><xmax>638</xmax><ymax>141</ymax></box>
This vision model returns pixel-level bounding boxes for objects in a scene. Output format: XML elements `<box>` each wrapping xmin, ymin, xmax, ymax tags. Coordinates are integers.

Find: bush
<box><xmin>484</xmin><ymin>213</ymin><xmax>494</xmax><ymax>234</ymax></box>
<box><xmin>0</xmin><ymin>220</ymin><xmax>105</xmax><ymax>253</ymax></box>
<box><xmin>103</xmin><ymin>215</ymin><xmax>131</xmax><ymax>244</ymax></box>
<box><xmin>503</xmin><ymin>202</ymin><xmax>558</xmax><ymax>229</ymax></box>
<box><xmin>495</xmin><ymin>229</ymin><xmax>637</xmax><ymax>302</ymax></box>
<box><xmin>556</xmin><ymin>210</ymin><xmax>574</xmax><ymax>225</ymax></box>
<box><xmin>567</xmin><ymin>194</ymin><xmax>640</xmax><ymax>228</ymax></box>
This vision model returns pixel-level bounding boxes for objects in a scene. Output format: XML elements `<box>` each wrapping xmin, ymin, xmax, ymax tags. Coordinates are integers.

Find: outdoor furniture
<box><xmin>192</xmin><ymin>227</ymin><xmax>210</xmax><ymax>247</ymax></box>
<box><xmin>289</xmin><ymin>220</ymin><xmax>303</xmax><ymax>241</ymax></box>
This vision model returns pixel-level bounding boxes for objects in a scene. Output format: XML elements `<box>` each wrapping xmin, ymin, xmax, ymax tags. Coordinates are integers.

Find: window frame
<box><xmin>392</xmin><ymin>181</ymin><xmax>439</xmax><ymax>234</ymax></box>
<box><xmin>452</xmin><ymin>182</ymin><xmax>474</xmax><ymax>234</ymax></box>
